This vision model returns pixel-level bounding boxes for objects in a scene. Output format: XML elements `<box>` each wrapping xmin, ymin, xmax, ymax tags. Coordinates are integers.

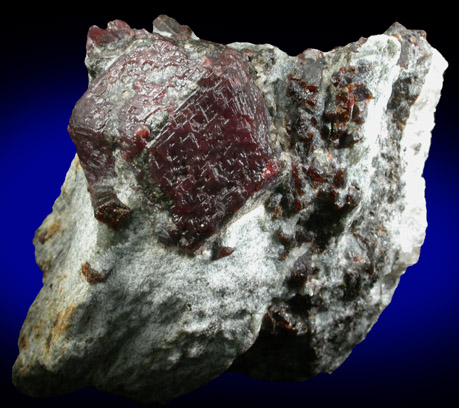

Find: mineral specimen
<box><xmin>13</xmin><ymin>16</ymin><xmax>447</xmax><ymax>405</ymax></box>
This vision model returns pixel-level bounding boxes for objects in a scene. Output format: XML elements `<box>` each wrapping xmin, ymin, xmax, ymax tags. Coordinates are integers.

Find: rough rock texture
<box><xmin>13</xmin><ymin>16</ymin><xmax>447</xmax><ymax>406</ymax></box>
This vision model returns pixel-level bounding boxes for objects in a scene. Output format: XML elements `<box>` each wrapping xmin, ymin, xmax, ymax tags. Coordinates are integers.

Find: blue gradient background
<box><xmin>1</xmin><ymin>9</ymin><xmax>457</xmax><ymax>408</ymax></box>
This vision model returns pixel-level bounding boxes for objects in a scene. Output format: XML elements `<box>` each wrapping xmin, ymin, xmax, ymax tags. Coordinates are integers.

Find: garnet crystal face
<box><xmin>68</xmin><ymin>19</ymin><xmax>279</xmax><ymax>252</ymax></box>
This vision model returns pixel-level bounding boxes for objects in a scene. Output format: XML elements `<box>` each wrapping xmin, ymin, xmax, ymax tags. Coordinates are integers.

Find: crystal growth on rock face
<box><xmin>68</xmin><ymin>20</ymin><xmax>278</xmax><ymax>252</ymax></box>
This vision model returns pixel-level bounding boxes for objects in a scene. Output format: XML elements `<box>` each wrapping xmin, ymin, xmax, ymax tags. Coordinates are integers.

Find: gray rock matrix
<box><xmin>13</xmin><ymin>16</ymin><xmax>447</xmax><ymax>406</ymax></box>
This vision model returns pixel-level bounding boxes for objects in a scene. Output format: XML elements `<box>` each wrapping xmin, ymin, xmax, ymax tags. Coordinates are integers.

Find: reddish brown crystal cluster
<box><xmin>68</xmin><ymin>18</ymin><xmax>278</xmax><ymax>252</ymax></box>
<box><xmin>264</xmin><ymin>54</ymin><xmax>371</xmax><ymax>261</ymax></box>
<box><xmin>322</xmin><ymin>65</ymin><xmax>373</xmax><ymax>148</ymax></box>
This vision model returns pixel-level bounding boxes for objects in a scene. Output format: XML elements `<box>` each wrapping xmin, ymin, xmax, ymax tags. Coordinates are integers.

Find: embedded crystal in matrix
<box><xmin>68</xmin><ymin>19</ymin><xmax>278</xmax><ymax>252</ymax></box>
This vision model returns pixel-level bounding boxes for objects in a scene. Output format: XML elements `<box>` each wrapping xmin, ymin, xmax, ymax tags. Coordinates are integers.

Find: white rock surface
<box><xmin>14</xmin><ymin>156</ymin><xmax>285</xmax><ymax>404</ymax></box>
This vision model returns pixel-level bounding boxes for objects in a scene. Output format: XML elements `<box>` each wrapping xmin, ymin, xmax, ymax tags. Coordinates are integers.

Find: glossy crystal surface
<box><xmin>69</xmin><ymin>23</ymin><xmax>278</xmax><ymax>252</ymax></box>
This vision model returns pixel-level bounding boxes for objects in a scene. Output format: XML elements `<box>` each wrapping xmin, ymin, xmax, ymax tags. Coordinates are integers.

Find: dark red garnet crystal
<box><xmin>68</xmin><ymin>19</ymin><xmax>279</xmax><ymax>253</ymax></box>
